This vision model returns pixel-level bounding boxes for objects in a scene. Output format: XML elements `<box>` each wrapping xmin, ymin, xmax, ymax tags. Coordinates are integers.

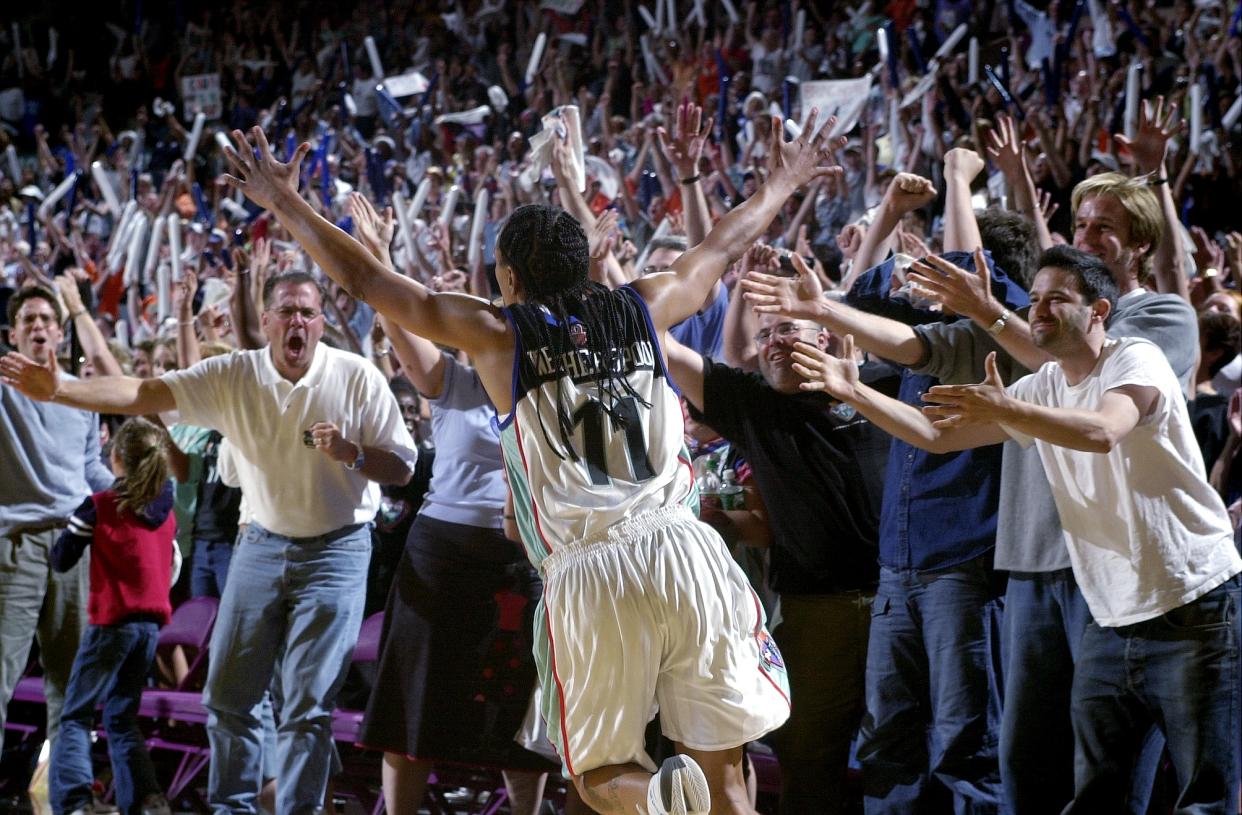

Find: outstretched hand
<box><xmin>790</xmin><ymin>336</ymin><xmax>860</xmax><ymax>401</ymax></box>
<box><xmin>985</xmin><ymin>114</ymin><xmax>1027</xmax><ymax>184</ymax></box>
<box><xmin>221</xmin><ymin>127</ymin><xmax>313</xmax><ymax>212</ymax></box>
<box><xmin>656</xmin><ymin>101</ymin><xmax>714</xmax><ymax>179</ymax></box>
<box><xmin>348</xmin><ymin>192</ymin><xmax>395</xmax><ymax>258</ymax></box>
<box><xmin>0</xmin><ymin>353</ymin><xmax>58</xmax><ymax>401</ymax></box>
<box><xmin>767</xmin><ymin>108</ymin><xmax>847</xmax><ymax>191</ymax></box>
<box><xmin>905</xmin><ymin>247</ymin><xmax>999</xmax><ymax>323</ymax></box>
<box><xmin>740</xmin><ymin>253</ymin><xmax>826</xmax><ymax>323</ymax></box>
<box><xmin>921</xmin><ymin>351</ymin><xmax>1010</xmax><ymax>428</ymax></box>
<box><xmin>1114</xmin><ymin>95</ymin><xmax>1180</xmax><ymax>175</ymax></box>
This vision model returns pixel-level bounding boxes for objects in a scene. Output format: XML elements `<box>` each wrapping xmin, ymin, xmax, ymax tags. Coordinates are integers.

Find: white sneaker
<box><xmin>646</xmin><ymin>754</ymin><xmax>711</xmax><ymax>815</ymax></box>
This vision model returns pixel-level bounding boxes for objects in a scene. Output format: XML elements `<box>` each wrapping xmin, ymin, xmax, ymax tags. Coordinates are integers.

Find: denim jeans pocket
<box><xmin>0</xmin><ymin>536</ymin><xmax>18</xmax><ymax>572</ymax></box>
<box><xmin>871</xmin><ymin>596</ymin><xmax>892</xmax><ymax>618</ymax></box>
<box><xmin>1159</xmin><ymin>584</ymin><xmax>1237</xmax><ymax>632</ymax></box>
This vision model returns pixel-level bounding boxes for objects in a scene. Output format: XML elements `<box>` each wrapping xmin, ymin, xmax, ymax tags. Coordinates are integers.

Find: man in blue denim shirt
<box><xmin>845</xmin><ymin>246</ymin><xmax>1026</xmax><ymax>814</ymax></box>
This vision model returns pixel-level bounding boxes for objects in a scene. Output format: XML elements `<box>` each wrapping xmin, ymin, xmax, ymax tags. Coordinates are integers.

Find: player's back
<box><xmin>498</xmin><ymin>285</ymin><xmax>696</xmax><ymax>569</ymax></box>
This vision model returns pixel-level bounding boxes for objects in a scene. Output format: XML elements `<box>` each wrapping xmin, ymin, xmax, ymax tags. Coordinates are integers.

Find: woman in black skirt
<box><xmin>352</xmin><ymin>198</ymin><xmax>556</xmax><ymax>814</ymax></box>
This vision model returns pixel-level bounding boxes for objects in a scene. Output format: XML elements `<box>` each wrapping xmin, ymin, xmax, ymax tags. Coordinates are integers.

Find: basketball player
<box><xmin>217</xmin><ymin>115</ymin><xmax>843</xmax><ymax>815</ymax></box>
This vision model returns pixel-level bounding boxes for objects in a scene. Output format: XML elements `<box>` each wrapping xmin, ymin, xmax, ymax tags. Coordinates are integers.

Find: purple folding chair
<box><xmin>141</xmin><ymin>597</ymin><xmax>219</xmax><ymax>802</ymax></box>
<box><xmin>332</xmin><ymin>611</ymin><xmax>387</xmax><ymax>815</ymax></box>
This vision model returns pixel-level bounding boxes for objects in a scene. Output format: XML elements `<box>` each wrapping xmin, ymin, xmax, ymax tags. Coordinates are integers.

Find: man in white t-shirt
<box><xmin>790</xmin><ymin>245</ymin><xmax>1241</xmax><ymax>812</ymax></box>
<box><xmin>1</xmin><ymin>272</ymin><xmax>418</xmax><ymax>814</ymax></box>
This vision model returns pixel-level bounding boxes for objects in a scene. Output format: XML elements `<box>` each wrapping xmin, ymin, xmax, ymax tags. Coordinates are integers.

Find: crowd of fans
<box><xmin>1</xmin><ymin>0</ymin><xmax>1240</xmax><ymax>812</ymax></box>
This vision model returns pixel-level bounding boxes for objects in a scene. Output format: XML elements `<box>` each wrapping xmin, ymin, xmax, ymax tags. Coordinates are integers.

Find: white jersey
<box><xmin>498</xmin><ymin>285</ymin><xmax>696</xmax><ymax>570</ymax></box>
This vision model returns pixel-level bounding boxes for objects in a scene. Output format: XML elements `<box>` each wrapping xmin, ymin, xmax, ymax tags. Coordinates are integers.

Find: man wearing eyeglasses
<box><xmin>0</xmin><ymin>271</ymin><xmax>418</xmax><ymax>815</ymax></box>
<box><xmin>662</xmin><ymin>313</ymin><xmax>895</xmax><ymax>814</ymax></box>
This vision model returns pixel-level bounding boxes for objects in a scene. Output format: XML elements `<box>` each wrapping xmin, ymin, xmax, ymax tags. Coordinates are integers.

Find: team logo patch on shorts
<box><xmin>756</xmin><ymin>630</ymin><xmax>785</xmax><ymax>671</ymax></box>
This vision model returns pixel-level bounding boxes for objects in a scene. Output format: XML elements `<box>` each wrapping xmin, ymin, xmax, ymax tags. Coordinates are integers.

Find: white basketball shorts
<box><xmin>532</xmin><ymin>504</ymin><xmax>791</xmax><ymax>776</ymax></box>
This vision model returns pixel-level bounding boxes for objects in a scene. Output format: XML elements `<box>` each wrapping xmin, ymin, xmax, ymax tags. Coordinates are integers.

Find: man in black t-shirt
<box><xmin>664</xmin><ymin>315</ymin><xmax>894</xmax><ymax>815</ymax></box>
<box><xmin>190</xmin><ymin>431</ymin><xmax>243</xmax><ymax>598</ymax></box>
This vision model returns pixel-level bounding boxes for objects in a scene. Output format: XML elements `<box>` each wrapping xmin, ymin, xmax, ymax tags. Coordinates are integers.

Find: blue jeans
<box><xmin>203</xmin><ymin>522</ymin><xmax>370</xmax><ymax>815</ymax></box>
<box><xmin>50</xmin><ymin>620</ymin><xmax>161</xmax><ymax>815</ymax></box>
<box><xmin>190</xmin><ymin>538</ymin><xmax>234</xmax><ymax>599</ymax></box>
<box><xmin>858</xmin><ymin>554</ymin><xmax>1005</xmax><ymax>814</ymax></box>
<box><xmin>1001</xmin><ymin>570</ymin><xmax>1160</xmax><ymax>815</ymax></box>
<box><xmin>1066</xmin><ymin>575</ymin><xmax>1241</xmax><ymax>814</ymax></box>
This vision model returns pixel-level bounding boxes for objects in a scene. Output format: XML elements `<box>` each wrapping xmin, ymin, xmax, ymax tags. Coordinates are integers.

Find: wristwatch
<box><xmin>345</xmin><ymin>446</ymin><xmax>366</xmax><ymax>471</ymax></box>
<box><xmin>986</xmin><ymin>309</ymin><xmax>1012</xmax><ymax>336</ymax></box>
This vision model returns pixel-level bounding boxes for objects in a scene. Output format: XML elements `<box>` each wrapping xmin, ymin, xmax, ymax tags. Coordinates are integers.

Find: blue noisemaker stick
<box><xmin>716</xmin><ymin>49</ymin><xmax>730</xmax><ymax>142</ymax></box>
<box><xmin>783</xmin><ymin>78</ymin><xmax>792</xmax><ymax>120</ymax></box>
<box><xmin>885</xmin><ymin>23</ymin><xmax>900</xmax><ymax>88</ymax></box>
<box><xmin>999</xmin><ymin>46</ymin><xmax>1010</xmax><ymax>89</ymax></box>
<box><xmin>218</xmin><ymin>246</ymin><xmax>233</xmax><ymax>270</ymax></box>
<box><xmin>1062</xmin><ymin>0</ymin><xmax>1086</xmax><ymax>59</ymax></box>
<box><xmin>1042</xmin><ymin>58</ymin><xmax>1057</xmax><ymax>107</ymax></box>
<box><xmin>366</xmin><ymin>149</ymin><xmax>386</xmax><ymax>204</ymax></box>
<box><xmin>191</xmin><ymin>182</ymin><xmax>212</xmax><ymax>224</ymax></box>
<box><xmin>340</xmin><ymin>42</ymin><xmax>350</xmax><ymax>79</ymax></box>
<box><xmin>375</xmin><ymin>84</ymin><xmax>403</xmax><ymax>128</ymax></box>
<box><xmin>1204</xmin><ymin>65</ymin><xmax>1223</xmax><ymax>129</ymax></box>
<box><xmin>130</xmin><ymin>169</ymin><xmax>139</xmax><ymax>200</ymax></box>
<box><xmin>26</xmin><ymin>202</ymin><xmax>35</xmax><ymax>250</ymax></box>
<box><xmin>907</xmin><ymin>29</ymin><xmax>927</xmax><ymax>73</ymax></box>
<box><xmin>336</xmin><ymin>215</ymin><xmax>353</xmax><ymax>236</ymax></box>
<box><xmin>419</xmin><ymin>72</ymin><xmax>439</xmax><ymax>111</ymax></box>
<box><xmin>985</xmin><ymin>64</ymin><xmax>1025</xmax><ymax>119</ymax></box>
<box><xmin>285</xmin><ymin>131</ymin><xmax>296</xmax><ymax>162</ymax></box>
<box><xmin>1116</xmin><ymin>6</ymin><xmax>1148</xmax><ymax>46</ymax></box>
<box><xmin>1230</xmin><ymin>0</ymin><xmax>1240</xmax><ymax>38</ymax></box>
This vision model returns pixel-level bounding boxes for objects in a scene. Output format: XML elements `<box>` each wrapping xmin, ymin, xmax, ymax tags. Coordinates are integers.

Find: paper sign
<box><xmin>383</xmin><ymin>71</ymin><xmax>430</xmax><ymax>98</ymax></box>
<box><xmin>181</xmin><ymin>73</ymin><xmax>222</xmax><ymax>120</ymax></box>
<box><xmin>799</xmin><ymin>76</ymin><xmax>874</xmax><ymax>138</ymax></box>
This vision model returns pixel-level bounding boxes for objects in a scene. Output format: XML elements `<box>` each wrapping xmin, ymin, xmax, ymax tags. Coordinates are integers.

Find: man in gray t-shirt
<box><xmin>0</xmin><ymin>287</ymin><xmax>113</xmax><ymax>751</ymax></box>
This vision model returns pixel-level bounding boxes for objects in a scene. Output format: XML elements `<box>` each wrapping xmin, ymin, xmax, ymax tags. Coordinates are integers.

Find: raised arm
<box><xmin>348</xmin><ymin>193</ymin><xmax>447</xmax><ymax>398</ymax></box>
<box><xmin>56</xmin><ymin>273</ymin><xmax>124</xmax><ymax>377</ymax></box>
<box><xmin>852</xmin><ymin>172</ymin><xmax>937</xmax><ymax>275</ymax></box>
<box><xmin>942</xmin><ymin>147</ymin><xmax>985</xmax><ymax>253</ymax></box>
<box><xmin>634</xmin><ymin>111</ymin><xmax>845</xmax><ymax>333</ymax></box>
<box><xmin>656</xmin><ymin>102</ymin><xmax>714</xmax><ymax>248</ymax></box>
<box><xmin>987</xmin><ymin>114</ymin><xmax>1055</xmax><ymax>250</ymax></box>
<box><xmin>741</xmin><ymin>254</ymin><xmax>927</xmax><ymax>367</ymax></box>
<box><xmin>791</xmin><ymin>335</ymin><xmax>1009</xmax><ymax>452</ymax></box>
<box><xmin>172</xmin><ymin>270</ymin><xmax>201</xmax><ymax>368</ymax></box>
<box><xmin>1114</xmin><ymin>96</ymin><xmax>1189</xmax><ymax>301</ymax></box>
<box><xmin>220</xmin><ymin>127</ymin><xmax>510</xmax><ymax>358</ymax></box>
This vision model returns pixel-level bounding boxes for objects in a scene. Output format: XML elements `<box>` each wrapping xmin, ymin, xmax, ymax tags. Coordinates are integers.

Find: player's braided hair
<box><xmin>497</xmin><ymin>204</ymin><xmax>651</xmax><ymax>463</ymax></box>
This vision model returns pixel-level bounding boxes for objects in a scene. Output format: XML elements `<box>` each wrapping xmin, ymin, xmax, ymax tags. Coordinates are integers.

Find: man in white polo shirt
<box><xmin>790</xmin><ymin>245</ymin><xmax>1241</xmax><ymax>813</ymax></box>
<box><xmin>1</xmin><ymin>271</ymin><xmax>417</xmax><ymax>815</ymax></box>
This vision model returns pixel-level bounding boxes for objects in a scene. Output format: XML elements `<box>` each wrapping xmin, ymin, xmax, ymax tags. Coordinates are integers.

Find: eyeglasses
<box><xmin>268</xmin><ymin>306</ymin><xmax>322</xmax><ymax>322</ymax></box>
<box><xmin>753</xmin><ymin>322</ymin><xmax>806</xmax><ymax>346</ymax></box>
<box><xmin>641</xmin><ymin>265</ymin><xmax>672</xmax><ymax>277</ymax></box>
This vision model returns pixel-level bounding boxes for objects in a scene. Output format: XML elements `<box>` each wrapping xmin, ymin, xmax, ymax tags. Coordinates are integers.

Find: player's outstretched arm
<box><xmin>221</xmin><ymin>127</ymin><xmax>509</xmax><ymax>357</ymax></box>
<box><xmin>635</xmin><ymin>109</ymin><xmax>845</xmax><ymax>333</ymax></box>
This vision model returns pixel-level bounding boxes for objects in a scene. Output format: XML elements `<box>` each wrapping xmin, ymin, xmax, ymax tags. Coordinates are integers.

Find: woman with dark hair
<box><xmin>348</xmin><ymin>194</ymin><xmax>555</xmax><ymax>815</ymax></box>
<box><xmin>221</xmin><ymin>111</ymin><xmax>843</xmax><ymax>815</ymax></box>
